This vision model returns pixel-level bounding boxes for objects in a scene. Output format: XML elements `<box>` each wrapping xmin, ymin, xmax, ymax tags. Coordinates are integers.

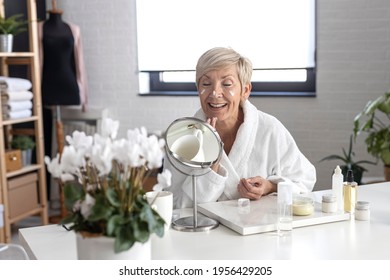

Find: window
<box><xmin>136</xmin><ymin>0</ymin><xmax>316</xmax><ymax>96</ymax></box>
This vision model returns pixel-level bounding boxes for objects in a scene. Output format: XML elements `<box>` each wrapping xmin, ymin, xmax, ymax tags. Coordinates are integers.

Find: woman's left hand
<box><xmin>237</xmin><ymin>176</ymin><xmax>277</xmax><ymax>200</ymax></box>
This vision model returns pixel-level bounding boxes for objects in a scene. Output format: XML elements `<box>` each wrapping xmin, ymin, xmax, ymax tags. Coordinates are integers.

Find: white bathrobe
<box><xmin>164</xmin><ymin>100</ymin><xmax>316</xmax><ymax>209</ymax></box>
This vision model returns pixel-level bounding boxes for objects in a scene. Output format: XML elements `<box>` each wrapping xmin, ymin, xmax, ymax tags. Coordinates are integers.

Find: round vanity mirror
<box><xmin>165</xmin><ymin>117</ymin><xmax>223</xmax><ymax>231</ymax></box>
<box><xmin>165</xmin><ymin>117</ymin><xmax>223</xmax><ymax>176</ymax></box>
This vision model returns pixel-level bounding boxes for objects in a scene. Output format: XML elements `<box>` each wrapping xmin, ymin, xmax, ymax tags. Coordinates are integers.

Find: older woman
<box><xmin>164</xmin><ymin>47</ymin><xmax>316</xmax><ymax>209</ymax></box>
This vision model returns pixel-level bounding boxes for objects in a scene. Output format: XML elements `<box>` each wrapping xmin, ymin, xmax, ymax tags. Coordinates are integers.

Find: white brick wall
<box><xmin>51</xmin><ymin>0</ymin><xmax>390</xmax><ymax>189</ymax></box>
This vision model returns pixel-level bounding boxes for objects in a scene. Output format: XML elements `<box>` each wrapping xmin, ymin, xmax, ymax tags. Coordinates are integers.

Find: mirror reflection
<box><xmin>166</xmin><ymin>117</ymin><xmax>222</xmax><ymax>165</ymax></box>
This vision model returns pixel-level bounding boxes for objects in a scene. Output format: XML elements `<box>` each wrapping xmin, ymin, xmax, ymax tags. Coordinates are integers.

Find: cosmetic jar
<box><xmin>355</xmin><ymin>201</ymin><xmax>370</xmax><ymax>221</ymax></box>
<box><xmin>292</xmin><ymin>195</ymin><xmax>314</xmax><ymax>216</ymax></box>
<box><xmin>322</xmin><ymin>194</ymin><xmax>337</xmax><ymax>213</ymax></box>
<box><xmin>238</xmin><ymin>198</ymin><xmax>250</xmax><ymax>214</ymax></box>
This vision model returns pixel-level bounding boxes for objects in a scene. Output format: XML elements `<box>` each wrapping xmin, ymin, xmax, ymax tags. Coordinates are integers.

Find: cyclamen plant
<box><xmin>45</xmin><ymin>118</ymin><xmax>171</xmax><ymax>253</ymax></box>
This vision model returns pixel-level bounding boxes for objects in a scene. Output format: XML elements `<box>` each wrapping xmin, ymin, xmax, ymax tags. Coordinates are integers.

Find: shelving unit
<box><xmin>0</xmin><ymin>0</ymin><xmax>48</xmax><ymax>243</ymax></box>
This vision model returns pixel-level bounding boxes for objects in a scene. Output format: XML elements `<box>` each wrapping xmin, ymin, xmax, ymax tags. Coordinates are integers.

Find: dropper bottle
<box><xmin>343</xmin><ymin>169</ymin><xmax>358</xmax><ymax>213</ymax></box>
<box><xmin>332</xmin><ymin>165</ymin><xmax>344</xmax><ymax>211</ymax></box>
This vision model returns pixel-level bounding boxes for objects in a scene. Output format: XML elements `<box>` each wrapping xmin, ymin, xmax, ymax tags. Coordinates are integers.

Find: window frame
<box><xmin>140</xmin><ymin>67</ymin><xmax>316</xmax><ymax>97</ymax></box>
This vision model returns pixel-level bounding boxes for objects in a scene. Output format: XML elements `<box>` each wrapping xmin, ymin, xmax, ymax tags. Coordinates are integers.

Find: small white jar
<box><xmin>355</xmin><ymin>201</ymin><xmax>370</xmax><ymax>221</ymax></box>
<box><xmin>322</xmin><ymin>194</ymin><xmax>337</xmax><ymax>213</ymax></box>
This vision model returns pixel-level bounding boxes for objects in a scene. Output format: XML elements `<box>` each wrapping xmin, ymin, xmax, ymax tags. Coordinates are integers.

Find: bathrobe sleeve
<box><xmin>163</xmin><ymin>153</ymin><xmax>228</xmax><ymax>209</ymax></box>
<box><xmin>258</xmin><ymin>113</ymin><xmax>317</xmax><ymax>194</ymax></box>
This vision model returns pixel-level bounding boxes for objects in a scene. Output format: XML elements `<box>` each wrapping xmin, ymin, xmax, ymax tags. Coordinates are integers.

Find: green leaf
<box><xmin>107</xmin><ymin>214</ymin><xmax>123</xmax><ymax>236</ymax></box>
<box><xmin>319</xmin><ymin>155</ymin><xmax>348</xmax><ymax>163</ymax></box>
<box><xmin>139</xmin><ymin>203</ymin><xmax>165</xmax><ymax>237</ymax></box>
<box><xmin>88</xmin><ymin>194</ymin><xmax>112</xmax><ymax>221</ymax></box>
<box><xmin>378</xmin><ymin>94</ymin><xmax>390</xmax><ymax>114</ymax></box>
<box><xmin>63</xmin><ymin>183</ymin><xmax>84</xmax><ymax>211</ymax></box>
<box><xmin>381</xmin><ymin>149</ymin><xmax>390</xmax><ymax>165</ymax></box>
<box><xmin>115</xmin><ymin>226</ymin><xmax>135</xmax><ymax>253</ymax></box>
<box><xmin>364</xmin><ymin>96</ymin><xmax>384</xmax><ymax>115</ymax></box>
<box><xmin>0</xmin><ymin>14</ymin><xmax>28</xmax><ymax>35</ymax></box>
<box><xmin>106</xmin><ymin>187</ymin><xmax>121</xmax><ymax>207</ymax></box>
<box><xmin>132</xmin><ymin>218</ymin><xmax>150</xmax><ymax>243</ymax></box>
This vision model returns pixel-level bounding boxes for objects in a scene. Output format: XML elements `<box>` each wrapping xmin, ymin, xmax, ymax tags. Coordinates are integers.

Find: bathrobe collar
<box><xmin>195</xmin><ymin>100</ymin><xmax>259</xmax><ymax>199</ymax></box>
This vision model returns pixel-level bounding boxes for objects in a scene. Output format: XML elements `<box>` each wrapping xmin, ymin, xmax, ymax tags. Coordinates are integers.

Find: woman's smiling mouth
<box><xmin>209</xmin><ymin>103</ymin><xmax>227</xmax><ymax>109</ymax></box>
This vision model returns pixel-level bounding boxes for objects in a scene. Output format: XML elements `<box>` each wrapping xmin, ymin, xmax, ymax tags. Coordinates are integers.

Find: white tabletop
<box><xmin>19</xmin><ymin>182</ymin><xmax>390</xmax><ymax>260</ymax></box>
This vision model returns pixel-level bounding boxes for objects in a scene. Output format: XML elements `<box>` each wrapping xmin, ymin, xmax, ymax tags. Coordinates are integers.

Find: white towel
<box><xmin>0</xmin><ymin>76</ymin><xmax>32</xmax><ymax>91</ymax></box>
<box><xmin>1</xmin><ymin>91</ymin><xmax>33</xmax><ymax>101</ymax></box>
<box><xmin>3</xmin><ymin>109</ymin><xmax>32</xmax><ymax>120</ymax></box>
<box><xmin>3</xmin><ymin>100</ymin><xmax>33</xmax><ymax>111</ymax></box>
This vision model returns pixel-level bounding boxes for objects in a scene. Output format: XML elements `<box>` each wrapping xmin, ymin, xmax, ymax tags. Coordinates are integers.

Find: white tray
<box><xmin>198</xmin><ymin>195</ymin><xmax>350</xmax><ymax>235</ymax></box>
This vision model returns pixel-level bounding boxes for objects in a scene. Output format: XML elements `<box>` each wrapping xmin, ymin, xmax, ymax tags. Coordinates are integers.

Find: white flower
<box><xmin>111</xmin><ymin>138</ymin><xmax>130</xmax><ymax>165</ymax></box>
<box><xmin>44</xmin><ymin>155</ymin><xmax>63</xmax><ymax>178</ymax></box>
<box><xmin>60</xmin><ymin>145</ymin><xmax>85</xmax><ymax>175</ymax></box>
<box><xmin>66</xmin><ymin>130</ymin><xmax>93</xmax><ymax>155</ymax></box>
<box><xmin>80</xmin><ymin>193</ymin><xmax>96</xmax><ymax>219</ymax></box>
<box><xmin>153</xmin><ymin>169</ymin><xmax>172</xmax><ymax>191</ymax></box>
<box><xmin>101</xmin><ymin>118</ymin><xmax>119</xmax><ymax>139</ymax></box>
<box><xmin>142</xmin><ymin>134</ymin><xmax>165</xmax><ymax>169</ymax></box>
<box><xmin>90</xmin><ymin>143</ymin><xmax>113</xmax><ymax>176</ymax></box>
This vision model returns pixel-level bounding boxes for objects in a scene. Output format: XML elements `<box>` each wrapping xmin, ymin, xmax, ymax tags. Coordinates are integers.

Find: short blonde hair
<box><xmin>195</xmin><ymin>47</ymin><xmax>253</xmax><ymax>91</ymax></box>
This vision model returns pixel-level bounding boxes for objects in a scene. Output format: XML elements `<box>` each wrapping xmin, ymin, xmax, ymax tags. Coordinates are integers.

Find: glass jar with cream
<box><xmin>292</xmin><ymin>194</ymin><xmax>314</xmax><ymax>216</ymax></box>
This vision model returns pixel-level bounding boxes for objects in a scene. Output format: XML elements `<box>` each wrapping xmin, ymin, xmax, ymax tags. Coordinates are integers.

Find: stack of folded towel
<box><xmin>0</xmin><ymin>76</ymin><xmax>33</xmax><ymax>120</ymax></box>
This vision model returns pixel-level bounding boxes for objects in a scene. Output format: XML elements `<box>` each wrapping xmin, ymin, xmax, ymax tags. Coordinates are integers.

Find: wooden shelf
<box><xmin>0</xmin><ymin>0</ymin><xmax>49</xmax><ymax>243</ymax></box>
<box><xmin>1</xmin><ymin>116</ymin><xmax>39</xmax><ymax>126</ymax></box>
<box><xmin>0</xmin><ymin>52</ymin><xmax>34</xmax><ymax>57</ymax></box>
<box><xmin>6</xmin><ymin>164</ymin><xmax>44</xmax><ymax>178</ymax></box>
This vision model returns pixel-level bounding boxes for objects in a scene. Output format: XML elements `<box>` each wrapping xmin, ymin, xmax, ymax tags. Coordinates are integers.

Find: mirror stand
<box><xmin>171</xmin><ymin>175</ymin><xmax>219</xmax><ymax>232</ymax></box>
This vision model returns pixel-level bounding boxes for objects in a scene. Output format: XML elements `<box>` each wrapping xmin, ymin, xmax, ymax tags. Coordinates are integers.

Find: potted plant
<box><xmin>0</xmin><ymin>14</ymin><xmax>28</xmax><ymax>52</ymax></box>
<box><xmin>320</xmin><ymin>135</ymin><xmax>376</xmax><ymax>185</ymax></box>
<box><xmin>353</xmin><ymin>91</ymin><xmax>390</xmax><ymax>180</ymax></box>
<box><xmin>11</xmin><ymin>135</ymin><xmax>35</xmax><ymax>166</ymax></box>
<box><xmin>44</xmin><ymin>118</ymin><xmax>172</xmax><ymax>259</ymax></box>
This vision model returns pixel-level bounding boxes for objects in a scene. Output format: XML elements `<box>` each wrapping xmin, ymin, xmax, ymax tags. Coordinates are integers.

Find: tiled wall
<box><xmin>52</xmin><ymin>0</ymin><xmax>390</xmax><ymax>189</ymax></box>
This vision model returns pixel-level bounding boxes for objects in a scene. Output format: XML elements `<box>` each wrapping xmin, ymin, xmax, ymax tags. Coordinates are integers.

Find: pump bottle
<box><xmin>343</xmin><ymin>169</ymin><xmax>358</xmax><ymax>213</ymax></box>
<box><xmin>332</xmin><ymin>165</ymin><xmax>344</xmax><ymax>211</ymax></box>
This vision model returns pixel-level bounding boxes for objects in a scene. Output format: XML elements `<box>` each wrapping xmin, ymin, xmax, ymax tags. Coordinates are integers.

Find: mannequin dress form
<box><xmin>38</xmin><ymin>1</ymin><xmax>88</xmax><ymax>220</ymax></box>
<box><xmin>41</xmin><ymin>11</ymin><xmax>80</xmax><ymax>106</ymax></box>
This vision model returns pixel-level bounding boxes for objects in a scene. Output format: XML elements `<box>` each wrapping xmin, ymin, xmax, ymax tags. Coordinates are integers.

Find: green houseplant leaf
<box><xmin>354</xmin><ymin>91</ymin><xmax>390</xmax><ymax>166</ymax></box>
<box><xmin>0</xmin><ymin>14</ymin><xmax>28</xmax><ymax>35</ymax></box>
<box><xmin>11</xmin><ymin>135</ymin><xmax>35</xmax><ymax>150</ymax></box>
<box><xmin>320</xmin><ymin>135</ymin><xmax>376</xmax><ymax>184</ymax></box>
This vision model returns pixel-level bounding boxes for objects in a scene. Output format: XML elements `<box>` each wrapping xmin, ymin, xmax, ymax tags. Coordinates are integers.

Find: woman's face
<box><xmin>198</xmin><ymin>66</ymin><xmax>250</xmax><ymax>124</ymax></box>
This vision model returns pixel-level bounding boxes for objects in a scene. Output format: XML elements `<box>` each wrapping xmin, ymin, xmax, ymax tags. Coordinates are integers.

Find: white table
<box><xmin>19</xmin><ymin>182</ymin><xmax>390</xmax><ymax>260</ymax></box>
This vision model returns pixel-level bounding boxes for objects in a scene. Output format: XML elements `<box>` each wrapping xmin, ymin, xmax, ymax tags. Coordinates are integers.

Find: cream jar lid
<box><xmin>355</xmin><ymin>201</ymin><xmax>370</xmax><ymax>210</ymax></box>
<box><xmin>322</xmin><ymin>193</ymin><xmax>336</xmax><ymax>203</ymax></box>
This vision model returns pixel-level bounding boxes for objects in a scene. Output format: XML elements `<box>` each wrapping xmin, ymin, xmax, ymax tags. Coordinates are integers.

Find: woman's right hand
<box><xmin>207</xmin><ymin>117</ymin><xmax>218</xmax><ymax>128</ymax></box>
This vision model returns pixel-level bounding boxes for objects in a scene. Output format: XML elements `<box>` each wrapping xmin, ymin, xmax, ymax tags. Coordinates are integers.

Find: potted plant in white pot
<box><xmin>11</xmin><ymin>135</ymin><xmax>35</xmax><ymax>166</ymax></box>
<box><xmin>0</xmin><ymin>14</ymin><xmax>28</xmax><ymax>52</ymax></box>
<box><xmin>354</xmin><ymin>91</ymin><xmax>390</xmax><ymax>180</ymax></box>
<box><xmin>44</xmin><ymin>118</ymin><xmax>172</xmax><ymax>259</ymax></box>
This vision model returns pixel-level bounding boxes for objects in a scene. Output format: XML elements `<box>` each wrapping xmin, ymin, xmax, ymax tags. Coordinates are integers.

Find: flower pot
<box><xmin>76</xmin><ymin>233</ymin><xmax>151</xmax><ymax>260</ymax></box>
<box><xmin>21</xmin><ymin>149</ymin><xmax>33</xmax><ymax>166</ymax></box>
<box><xmin>0</xmin><ymin>34</ymin><xmax>13</xmax><ymax>52</ymax></box>
<box><xmin>384</xmin><ymin>165</ymin><xmax>390</xmax><ymax>181</ymax></box>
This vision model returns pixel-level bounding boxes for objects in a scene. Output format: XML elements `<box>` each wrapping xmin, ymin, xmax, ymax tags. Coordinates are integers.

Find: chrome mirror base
<box><xmin>172</xmin><ymin>215</ymin><xmax>219</xmax><ymax>232</ymax></box>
